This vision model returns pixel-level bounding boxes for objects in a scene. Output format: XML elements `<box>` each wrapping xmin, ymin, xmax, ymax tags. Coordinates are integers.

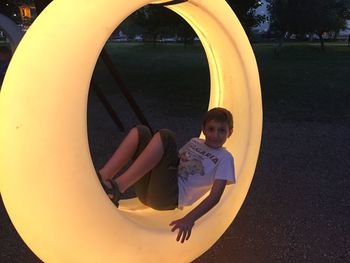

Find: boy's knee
<box><xmin>157</xmin><ymin>128</ymin><xmax>175</xmax><ymax>142</ymax></box>
<box><xmin>156</xmin><ymin>129</ymin><xmax>177</xmax><ymax>153</ymax></box>
<box><xmin>135</xmin><ymin>125</ymin><xmax>152</xmax><ymax>141</ymax></box>
<box><xmin>131</xmin><ymin>125</ymin><xmax>152</xmax><ymax>160</ymax></box>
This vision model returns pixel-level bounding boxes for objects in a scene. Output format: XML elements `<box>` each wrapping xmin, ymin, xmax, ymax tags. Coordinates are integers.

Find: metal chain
<box><xmin>150</xmin><ymin>0</ymin><xmax>188</xmax><ymax>7</ymax></box>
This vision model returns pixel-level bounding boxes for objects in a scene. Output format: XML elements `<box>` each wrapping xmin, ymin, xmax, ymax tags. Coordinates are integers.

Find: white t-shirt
<box><xmin>177</xmin><ymin>138</ymin><xmax>235</xmax><ymax>208</ymax></box>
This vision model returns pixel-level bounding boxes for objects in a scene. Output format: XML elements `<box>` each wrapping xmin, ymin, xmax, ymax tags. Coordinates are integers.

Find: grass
<box><xmin>92</xmin><ymin>42</ymin><xmax>350</xmax><ymax>121</ymax></box>
<box><xmin>255</xmin><ymin>42</ymin><xmax>350</xmax><ymax>122</ymax></box>
<box><xmin>93</xmin><ymin>42</ymin><xmax>210</xmax><ymax>118</ymax></box>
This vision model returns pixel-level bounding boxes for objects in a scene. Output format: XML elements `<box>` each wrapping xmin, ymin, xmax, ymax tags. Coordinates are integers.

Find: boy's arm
<box><xmin>169</xmin><ymin>179</ymin><xmax>227</xmax><ymax>243</ymax></box>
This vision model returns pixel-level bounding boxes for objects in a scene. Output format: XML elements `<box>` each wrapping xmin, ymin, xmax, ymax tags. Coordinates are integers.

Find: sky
<box><xmin>254</xmin><ymin>0</ymin><xmax>269</xmax><ymax>32</ymax></box>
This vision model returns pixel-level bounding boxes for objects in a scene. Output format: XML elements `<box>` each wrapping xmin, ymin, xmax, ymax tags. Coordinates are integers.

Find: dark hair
<box><xmin>202</xmin><ymin>107</ymin><xmax>233</xmax><ymax>130</ymax></box>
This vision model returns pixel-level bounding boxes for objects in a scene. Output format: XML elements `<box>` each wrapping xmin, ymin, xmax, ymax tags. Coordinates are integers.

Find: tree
<box><xmin>130</xmin><ymin>1</ymin><xmax>264</xmax><ymax>44</ymax></box>
<box><xmin>267</xmin><ymin>0</ymin><xmax>350</xmax><ymax>50</ymax></box>
<box><xmin>226</xmin><ymin>0</ymin><xmax>266</xmax><ymax>36</ymax></box>
<box><xmin>306</xmin><ymin>0</ymin><xmax>350</xmax><ymax>49</ymax></box>
<box><xmin>132</xmin><ymin>5</ymin><xmax>173</xmax><ymax>42</ymax></box>
<box><xmin>131</xmin><ymin>4</ymin><xmax>196</xmax><ymax>44</ymax></box>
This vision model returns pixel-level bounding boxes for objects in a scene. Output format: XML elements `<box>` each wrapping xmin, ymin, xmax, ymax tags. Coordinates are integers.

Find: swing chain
<box><xmin>150</xmin><ymin>0</ymin><xmax>188</xmax><ymax>7</ymax></box>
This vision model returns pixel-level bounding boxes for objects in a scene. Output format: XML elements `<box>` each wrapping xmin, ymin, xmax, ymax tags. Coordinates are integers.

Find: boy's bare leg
<box><xmin>115</xmin><ymin>133</ymin><xmax>164</xmax><ymax>193</ymax></box>
<box><xmin>98</xmin><ymin>127</ymin><xmax>139</xmax><ymax>181</ymax></box>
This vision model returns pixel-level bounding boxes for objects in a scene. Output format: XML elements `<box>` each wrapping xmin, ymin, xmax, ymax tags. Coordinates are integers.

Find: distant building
<box><xmin>18</xmin><ymin>4</ymin><xmax>36</xmax><ymax>30</ymax></box>
<box><xmin>18</xmin><ymin>5</ymin><xmax>31</xmax><ymax>20</ymax></box>
<box><xmin>0</xmin><ymin>1</ymin><xmax>37</xmax><ymax>30</ymax></box>
<box><xmin>109</xmin><ymin>30</ymin><xmax>128</xmax><ymax>41</ymax></box>
<box><xmin>339</xmin><ymin>20</ymin><xmax>350</xmax><ymax>38</ymax></box>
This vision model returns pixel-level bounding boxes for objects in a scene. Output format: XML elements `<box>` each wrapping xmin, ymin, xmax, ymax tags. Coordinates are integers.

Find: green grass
<box><xmin>92</xmin><ymin>42</ymin><xmax>350</xmax><ymax>121</ymax></box>
<box><xmin>255</xmin><ymin>42</ymin><xmax>350</xmax><ymax>121</ymax></box>
<box><xmin>93</xmin><ymin>43</ymin><xmax>210</xmax><ymax>118</ymax></box>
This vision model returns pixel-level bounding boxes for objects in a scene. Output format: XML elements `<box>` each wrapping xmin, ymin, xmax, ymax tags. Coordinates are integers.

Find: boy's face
<box><xmin>202</xmin><ymin>119</ymin><xmax>232</xmax><ymax>149</ymax></box>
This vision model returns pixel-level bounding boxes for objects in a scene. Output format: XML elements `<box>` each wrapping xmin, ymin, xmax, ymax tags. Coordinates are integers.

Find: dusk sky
<box><xmin>255</xmin><ymin>0</ymin><xmax>269</xmax><ymax>32</ymax></box>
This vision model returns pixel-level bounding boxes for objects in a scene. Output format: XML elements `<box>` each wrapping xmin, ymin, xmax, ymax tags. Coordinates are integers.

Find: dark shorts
<box><xmin>132</xmin><ymin>125</ymin><xmax>179</xmax><ymax>210</ymax></box>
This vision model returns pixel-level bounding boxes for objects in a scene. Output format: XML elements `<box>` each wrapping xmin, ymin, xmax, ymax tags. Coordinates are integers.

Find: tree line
<box><xmin>116</xmin><ymin>1</ymin><xmax>265</xmax><ymax>43</ymax></box>
<box><xmin>1</xmin><ymin>0</ymin><xmax>265</xmax><ymax>43</ymax></box>
<box><xmin>267</xmin><ymin>0</ymin><xmax>350</xmax><ymax>49</ymax></box>
<box><xmin>1</xmin><ymin>0</ymin><xmax>349</xmax><ymax>48</ymax></box>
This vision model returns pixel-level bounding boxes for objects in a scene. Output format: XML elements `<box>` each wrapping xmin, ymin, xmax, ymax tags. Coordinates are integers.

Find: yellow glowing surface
<box><xmin>0</xmin><ymin>0</ymin><xmax>262</xmax><ymax>262</ymax></box>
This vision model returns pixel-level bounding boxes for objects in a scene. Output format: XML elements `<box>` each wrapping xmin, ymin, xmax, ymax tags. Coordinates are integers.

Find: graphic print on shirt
<box><xmin>178</xmin><ymin>140</ymin><xmax>220</xmax><ymax>181</ymax></box>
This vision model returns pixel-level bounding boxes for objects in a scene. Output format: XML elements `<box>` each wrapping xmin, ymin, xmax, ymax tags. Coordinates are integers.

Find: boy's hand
<box><xmin>169</xmin><ymin>217</ymin><xmax>194</xmax><ymax>243</ymax></box>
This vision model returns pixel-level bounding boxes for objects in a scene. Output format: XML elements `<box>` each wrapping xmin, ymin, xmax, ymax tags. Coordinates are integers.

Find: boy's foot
<box><xmin>97</xmin><ymin>171</ymin><xmax>121</xmax><ymax>207</ymax></box>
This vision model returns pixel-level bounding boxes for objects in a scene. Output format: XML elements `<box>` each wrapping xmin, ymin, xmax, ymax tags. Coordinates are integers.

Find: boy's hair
<box><xmin>202</xmin><ymin>107</ymin><xmax>233</xmax><ymax>130</ymax></box>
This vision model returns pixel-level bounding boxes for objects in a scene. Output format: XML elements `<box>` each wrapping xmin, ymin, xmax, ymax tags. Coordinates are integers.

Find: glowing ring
<box><xmin>0</xmin><ymin>0</ymin><xmax>262</xmax><ymax>262</ymax></box>
<box><xmin>0</xmin><ymin>13</ymin><xmax>24</xmax><ymax>52</ymax></box>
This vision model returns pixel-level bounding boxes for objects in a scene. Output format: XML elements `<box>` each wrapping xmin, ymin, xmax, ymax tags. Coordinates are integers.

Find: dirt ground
<box><xmin>1</xmin><ymin>93</ymin><xmax>349</xmax><ymax>262</ymax></box>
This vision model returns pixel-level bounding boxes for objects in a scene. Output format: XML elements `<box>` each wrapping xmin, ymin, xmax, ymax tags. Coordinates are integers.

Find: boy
<box><xmin>98</xmin><ymin>107</ymin><xmax>235</xmax><ymax>243</ymax></box>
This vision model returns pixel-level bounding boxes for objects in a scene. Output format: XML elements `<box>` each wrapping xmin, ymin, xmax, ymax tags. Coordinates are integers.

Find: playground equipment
<box><xmin>0</xmin><ymin>0</ymin><xmax>262</xmax><ymax>262</ymax></box>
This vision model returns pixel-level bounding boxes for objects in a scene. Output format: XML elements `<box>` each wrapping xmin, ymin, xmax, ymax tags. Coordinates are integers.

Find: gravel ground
<box><xmin>1</xmin><ymin>93</ymin><xmax>349</xmax><ymax>262</ymax></box>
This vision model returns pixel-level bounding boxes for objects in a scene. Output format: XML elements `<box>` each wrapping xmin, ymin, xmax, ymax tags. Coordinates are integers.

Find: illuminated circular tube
<box><xmin>0</xmin><ymin>0</ymin><xmax>262</xmax><ymax>262</ymax></box>
<box><xmin>0</xmin><ymin>13</ymin><xmax>24</xmax><ymax>52</ymax></box>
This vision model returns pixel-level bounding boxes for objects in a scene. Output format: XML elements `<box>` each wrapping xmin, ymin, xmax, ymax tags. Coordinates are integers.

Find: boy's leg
<box><xmin>142</xmin><ymin>129</ymin><xmax>179</xmax><ymax>210</ymax></box>
<box><xmin>115</xmin><ymin>131</ymin><xmax>165</xmax><ymax>193</ymax></box>
<box><xmin>98</xmin><ymin>125</ymin><xmax>151</xmax><ymax>181</ymax></box>
<box><xmin>99</xmin><ymin>126</ymin><xmax>178</xmax><ymax>210</ymax></box>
